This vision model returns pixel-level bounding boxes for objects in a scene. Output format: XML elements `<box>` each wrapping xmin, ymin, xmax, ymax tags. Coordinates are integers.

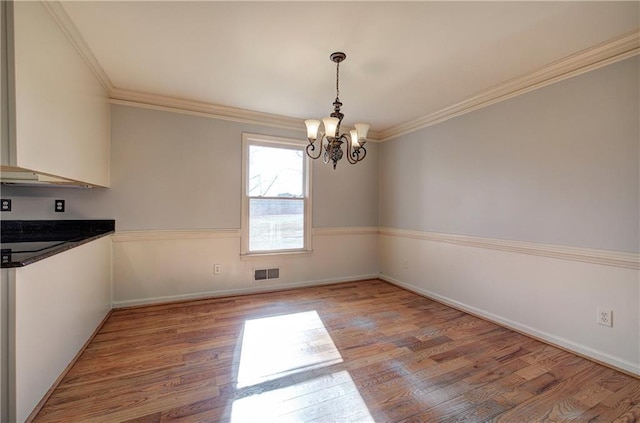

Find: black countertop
<box><xmin>1</xmin><ymin>220</ymin><xmax>115</xmax><ymax>268</ymax></box>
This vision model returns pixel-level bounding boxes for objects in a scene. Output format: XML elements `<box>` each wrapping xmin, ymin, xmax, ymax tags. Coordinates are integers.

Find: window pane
<box><xmin>249</xmin><ymin>146</ymin><xmax>303</xmax><ymax>197</ymax></box>
<box><xmin>249</xmin><ymin>198</ymin><xmax>304</xmax><ymax>251</ymax></box>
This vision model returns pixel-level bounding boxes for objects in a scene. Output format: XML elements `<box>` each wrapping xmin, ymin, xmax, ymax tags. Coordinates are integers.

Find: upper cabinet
<box><xmin>1</xmin><ymin>1</ymin><xmax>110</xmax><ymax>188</ymax></box>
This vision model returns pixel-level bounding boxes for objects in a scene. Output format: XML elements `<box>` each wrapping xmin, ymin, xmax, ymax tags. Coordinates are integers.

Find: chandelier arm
<box><xmin>305</xmin><ymin>132</ymin><xmax>325</xmax><ymax>160</ymax></box>
<box><xmin>356</xmin><ymin>146</ymin><xmax>367</xmax><ymax>162</ymax></box>
<box><xmin>347</xmin><ymin>148</ymin><xmax>361</xmax><ymax>164</ymax></box>
<box><xmin>343</xmin><ymin>134</ymin><xmax>358</xmax><ymax>165</ymax></box>
<box><xmin>305</xmin><ymin>143</ymin><xmax>322</xmax><ymax>160</ymax></box>
<box><xmin>347</xmin><ymin>150</ymin><xmax>358</xmax><ymax>164</ymax></box>
<box><xmin>345</xmin><ymin>134</ymin><xmax>367</xmax><ymax>164</ymax></box>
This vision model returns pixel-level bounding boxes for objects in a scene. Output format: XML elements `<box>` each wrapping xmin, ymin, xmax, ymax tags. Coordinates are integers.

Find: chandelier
<box><xmin>304</xmin><ymin>52</ymin><xmax>370</xmax><ymax>169</ymax></box>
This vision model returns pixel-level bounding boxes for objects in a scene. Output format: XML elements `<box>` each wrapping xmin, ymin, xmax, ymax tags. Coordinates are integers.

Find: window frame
<box><xmin>241</xmin><ymin>133</ymin><xmax>313</xmax><ymax>257</ymax></box>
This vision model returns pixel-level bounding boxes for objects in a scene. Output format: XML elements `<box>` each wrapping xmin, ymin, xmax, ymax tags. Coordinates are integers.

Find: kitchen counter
<box><xmin>0</xmin><ymin>220</ymin><xmax>115</xmax><ymax>268</ymax></box>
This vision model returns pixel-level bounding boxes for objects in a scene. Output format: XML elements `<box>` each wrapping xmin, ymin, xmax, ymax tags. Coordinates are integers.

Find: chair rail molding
<box><xmin>111</xmin><ymin>229</ymin><xmax>241</xmax><ymax>243</ymax></box>
<box><xmin>379</xmin><ymin>227</ymin><xmax>640</xmax><ymax>270</ymax></box>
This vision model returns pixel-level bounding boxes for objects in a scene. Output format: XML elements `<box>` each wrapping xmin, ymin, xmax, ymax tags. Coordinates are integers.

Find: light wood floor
<box><xmin>34</xmin><ymin>280</ymin><xmax>640</xmax><ymax>422</ymax></box>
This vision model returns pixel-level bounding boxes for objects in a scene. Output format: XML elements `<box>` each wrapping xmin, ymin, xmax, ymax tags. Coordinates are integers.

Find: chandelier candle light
<box><xmin>304</xmin><ymin>52</ymin><xmax>370</xmax><ymax>169</ymax></box>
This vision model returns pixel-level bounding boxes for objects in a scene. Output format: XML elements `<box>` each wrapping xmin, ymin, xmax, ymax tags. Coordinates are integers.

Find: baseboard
<box><xmin>112</xmin><ymin>274</ymin><xmax>380</xmax><ymax>308</ymax></box>
<box><xmin>379</xmin><ymin>274</ymin><xmax>640</xmax><ymax>378</ymax></box>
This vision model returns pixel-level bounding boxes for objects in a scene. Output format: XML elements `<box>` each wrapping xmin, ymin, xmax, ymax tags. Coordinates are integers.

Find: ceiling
<box><xmin>59</xmin><ymin>1</ymin><xmax>639</xmax><ymax>136</ymax></box>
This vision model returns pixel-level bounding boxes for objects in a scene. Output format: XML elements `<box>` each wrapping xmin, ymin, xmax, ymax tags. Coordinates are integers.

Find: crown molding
<box><xmin>378</xmin><ymin>30</ymin><xmax>640</xmax><ymax>142</ymax></box>
<box><xmin>109</xmin><ymin>89</ymin><xmax>307</xmax><ymax>133</ymax></box>
<box><xmin>109</xmin><ymin>88</ymin><xmax>379</xmax><ymax>142</ymax></box>
<box><xmin>43</xmin><ymin>0</ymin><xmax>635</xmax><ymax>143</ymax></box>
<box><xmin>109</xmin><ymin>90</ymin><xmax>383</xmax><ymax>141</ymax></box>
<box><xmin>41</xmin><ymin>1</ymin><xmax>113</xmax><ymax>93</ymax></box>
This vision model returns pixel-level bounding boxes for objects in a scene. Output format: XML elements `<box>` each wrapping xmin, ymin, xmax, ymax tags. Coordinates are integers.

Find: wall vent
<box><xmin>254</xmin><ymin>268</ymin><xmax>280</xmax><ymax>281</ymax></box>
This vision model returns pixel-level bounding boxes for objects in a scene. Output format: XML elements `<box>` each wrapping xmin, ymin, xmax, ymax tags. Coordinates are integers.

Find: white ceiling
<box><xmin>60</xmin><ymin>1</ymin><xmax>639</xmax><ymax>134</ymax></box>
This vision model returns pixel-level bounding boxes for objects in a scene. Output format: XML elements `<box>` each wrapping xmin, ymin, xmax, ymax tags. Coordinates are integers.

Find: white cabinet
<box><xmin>5</xmin><ymin>236</ymin><xmax>112</xmax><ymax>422</ymax></box>
<box><xmin>1</xmin><ymin>1</ymin><xmax>110</xmax><ymax>187</ymax></box>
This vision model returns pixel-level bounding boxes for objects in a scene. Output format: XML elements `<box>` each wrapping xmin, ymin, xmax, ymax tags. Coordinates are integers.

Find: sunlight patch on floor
<box><xmin>237</xmin><ymin>310</ymin><xmax>343</xmax><ymax>388</ymax></box>
<box><xmin>231</xmin><ymin>370</ymin><xmax>375</xmax><ymax>423</ymax></box>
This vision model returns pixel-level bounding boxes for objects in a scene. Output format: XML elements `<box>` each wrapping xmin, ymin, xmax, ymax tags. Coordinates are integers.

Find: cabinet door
<box><xmin>7</xmin><ymin>1</ymin><xmax>110</xmax><ymax>187</ymax></box>
<box><xmin>1</xmin><ymin>1</ymin><xmax>10</xmax><ymax>166</ymax></box>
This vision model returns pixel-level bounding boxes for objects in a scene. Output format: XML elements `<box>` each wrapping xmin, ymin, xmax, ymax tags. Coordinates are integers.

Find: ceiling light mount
<box><xmin>304</xmin><ymin>52</ymin><xmax>369</xmax><ymax>169</ymax></box>
<box><xmin>329</xmin><ymin>52</ymin><xmax>346</xmax><ymax>63</ymax></box>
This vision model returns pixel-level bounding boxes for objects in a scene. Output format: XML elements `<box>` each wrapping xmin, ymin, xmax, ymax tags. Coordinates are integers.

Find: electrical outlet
<box><xmin>54</xmin><ymin>199</ymin><xmax>65</xmax><ymax>213</ymax></box>
<box><xmin>402</xmin><ymin>259</ymin><xmax>409</xmax><ymax>269</ymax></box>
<box><xmin>1</xmin><ymin>199</ymin><xmax>11</xmax><ymax>212</ymax></box>
<box><xmin>597</xmin><ymin>308</ymin><xmax>613</xmax><ymax>327</ymax></box>
<box><xmin>214</xmin><ymin>264</ymin><xmax>221</xmax><ymax>274</ymax></box>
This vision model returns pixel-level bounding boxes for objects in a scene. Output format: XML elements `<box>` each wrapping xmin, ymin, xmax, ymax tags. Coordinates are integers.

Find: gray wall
<box><xmin>1</xmin><ymin>104</ymin><xmax>379</xmax><ymax>230</ymax></box>
<box><xmin>379</xmin><ymin>57</ymin><xmax>639</xmax><ymax>253</ymax></box>
<box><xmin>3</xmin><ymin>58</ymin><xmax>637</xmax><ymax>251</ymax></box>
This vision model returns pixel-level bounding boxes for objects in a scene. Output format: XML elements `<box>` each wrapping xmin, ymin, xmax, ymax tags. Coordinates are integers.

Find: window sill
<box><xmin>240</xmin><ymin>250</ymin><xmax>313</xmax><ymax>261</ymax></box>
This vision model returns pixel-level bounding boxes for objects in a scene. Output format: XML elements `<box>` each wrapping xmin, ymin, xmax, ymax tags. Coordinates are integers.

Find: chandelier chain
<box><xmin>335</xmin><ymin>60</ymin><xmax>340</xmax><ymax>99</ymax></box>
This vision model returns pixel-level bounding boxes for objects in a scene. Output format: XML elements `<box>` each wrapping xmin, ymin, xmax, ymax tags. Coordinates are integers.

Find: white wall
<box><xmin>112</xmin><ymin>228</ymin><xmax>378</xmax><ymax>307</ymax></box>
<box><xmin>379</xmin><ymin>230</ymin><xmax>639</xmax><ymax>374</ymax></box>
<box><xmin>378</xmin><ymin>57</ymin><xmax>640</xmax><ymax>375</ymax></box>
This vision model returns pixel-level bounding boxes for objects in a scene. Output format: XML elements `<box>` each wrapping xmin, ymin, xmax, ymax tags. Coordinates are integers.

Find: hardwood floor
<box><xmin>34</xmin><ymin>280</ymin><xmax>640</xmax><ymax>422</ymax></box>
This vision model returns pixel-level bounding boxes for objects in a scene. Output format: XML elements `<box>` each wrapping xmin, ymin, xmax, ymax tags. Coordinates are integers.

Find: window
<box><xmin>241</xmin><ymin>134</ymin><xmax>311</xmax><ymax>255</ymax></box>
